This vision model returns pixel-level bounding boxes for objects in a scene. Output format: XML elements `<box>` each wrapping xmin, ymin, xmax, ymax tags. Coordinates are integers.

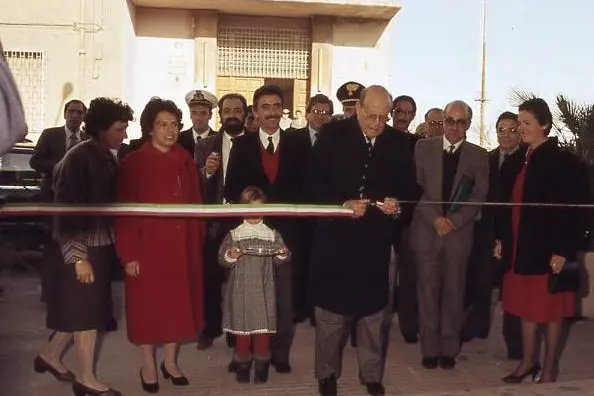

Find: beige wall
<box><xmin>0</xmin><ymin>0</ymin><xmax>133</xmax><ymax>141</ymax></box>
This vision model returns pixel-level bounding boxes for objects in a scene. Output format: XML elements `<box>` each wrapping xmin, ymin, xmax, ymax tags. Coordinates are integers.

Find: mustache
<box><xmin>265</xmin><ymin>114</ymin><xmax>281</xmax><ymax>120</ymax></box>
<box><xmin>223</xmin><ymin>117</ymin><xmax>242</xmax><ymax>125</ymax></box>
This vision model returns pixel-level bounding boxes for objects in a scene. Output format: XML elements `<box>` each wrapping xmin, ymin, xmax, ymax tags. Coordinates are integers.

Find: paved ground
<box><xmin>1</xmin><ymin>273</ymin><xmax>594</xmax><ymax>396</ymax></box>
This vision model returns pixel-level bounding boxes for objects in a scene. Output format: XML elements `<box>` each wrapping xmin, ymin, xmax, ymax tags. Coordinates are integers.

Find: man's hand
<box><xmin>433</xmin><ymin>217</ymin><xmax>454</xmax><ymax>236</ymax></box>
<box><xmin>344</xmin><ymin>199</ymin><xmax>369</xmax><ymax>218</ymax></box>
<box><xmin>75</xmin><ymin>260</ymin><xmax>94</xmax><ymax>284</ymax></box>
<box><xmin>493</xmin><ymin>240</ymin><xmax>502</xmax><ymax>259</ymax></box>
<box><xmin>125</xmin><ymin>261</ymin><xmax>140</xmax><ymax>277</ymax></box>
<box><xmin>205</xmin><ymin>152</ymin><xmax>221</xmax><ymax>175</ymax></box>
<box><xmin>376</xmin><ymin>197</ymin><xmax>400</xmax><ymax>216</ymax></box>
<box><xmin>550</xmin><ymin>254</ymin><xmax>566</xmax><ymax>274</ymax></box>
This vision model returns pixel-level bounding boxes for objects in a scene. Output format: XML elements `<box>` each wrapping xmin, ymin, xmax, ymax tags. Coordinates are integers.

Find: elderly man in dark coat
<box><xmin>308</xmin><ymin>85</ymin><xmax>421</xmax><ymax>396</ymax></box>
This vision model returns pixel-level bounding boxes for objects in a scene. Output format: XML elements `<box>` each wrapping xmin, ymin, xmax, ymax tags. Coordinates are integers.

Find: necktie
<box><xmin>448</xmin><ymin>144</ymin><xmax>455</xmax><ymax>154</ymax></box>
<box><xmin>68</xmin><ymin>133</ymin><xmax>79</xmax><ymax>150</ymax></box>
<box><xmin>266</xmin><ymin>136</ymin><xmax>274</xmax><ymax>155</ymax></box>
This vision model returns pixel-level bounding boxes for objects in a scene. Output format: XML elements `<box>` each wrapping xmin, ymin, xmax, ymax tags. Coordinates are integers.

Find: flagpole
<box><xmin>478</xmin><ymin>0</ymin><xmax>488</xmax><ymax>147</ymax></box>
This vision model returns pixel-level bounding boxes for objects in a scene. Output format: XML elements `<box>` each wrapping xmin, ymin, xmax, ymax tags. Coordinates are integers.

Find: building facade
<box><xmin>0</xmin><ymin>0</ymin><xmax>400</xmax><ymax>140</ymax></box>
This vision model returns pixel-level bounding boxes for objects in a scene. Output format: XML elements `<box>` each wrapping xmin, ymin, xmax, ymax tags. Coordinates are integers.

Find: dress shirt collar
<box><xmin>362</xmin><ymin>132</ymin><xmax>376</xmax><ymax>146</ymax></box>
<box><xmin>259</xmin><ymin>128</ymin><xmax>281</xmax><ymax>151</ymax></box>
<box><xmin>65</xmin><ymin>125</ymin><xmax>80</xmax><ymax>139</ymax></box>
<box><xmin>443</xmin><ymin>135</ymin><xmax>464</xmax><ymax>153</ymax></box>
<box><xmin>308</xmin><ymin>125</ymin><xmax>318</xmax><ymax>145</ymax></box>
<box><xmin>193</xmin><ymin>128</ymin><xmax>211</xmax><ymax>141</ymax></box>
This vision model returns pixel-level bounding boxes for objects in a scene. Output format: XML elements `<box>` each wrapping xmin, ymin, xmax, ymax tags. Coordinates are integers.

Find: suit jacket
<box><xmin>410</xmin><ymin>137</ymin><xmax>489</xmax><ymax>256</ymax></box>
<box><xmin>496</xmin><ymin>140</ymin><xmax>589</xmax><ymax>275</ymax></box>
<box><xmin>224</xmin><ymin>130</ymin><xmax>311</xmax><ymax>254</ymax></box>
<box><xmin>291</xmin><ymin>126</ymin><xmax>314</xmax><ymax>148</ymax></box>
<box><xmin>178</xmin><ymin>128</ymin><xmax>216</xmax><ymax>159</ymax></box>
<box><xmin>30</xmin><ymin>126</ymin><xmax>87</xmax><ymax>201</ymax></box>
<box><xmin>308</xmin><ymin>117</ymin><xmax>421</xmax><ymax>316</ymax></box>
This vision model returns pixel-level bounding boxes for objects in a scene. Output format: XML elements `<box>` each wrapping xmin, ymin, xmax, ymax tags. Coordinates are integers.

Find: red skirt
<box><xmin>502</xmin><ymin>270</ymin><xmax>573</xmax><ymax>323</ymax></box>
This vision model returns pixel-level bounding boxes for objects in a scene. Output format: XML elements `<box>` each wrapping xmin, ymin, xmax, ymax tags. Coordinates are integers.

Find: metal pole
<box><xmin>479</xmin><ymin>0</ymin><xmax>488</xmax><ymax>147</ymax></box>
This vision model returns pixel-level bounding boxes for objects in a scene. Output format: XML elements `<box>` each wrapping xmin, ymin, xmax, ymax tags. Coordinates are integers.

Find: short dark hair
<box><xmin>496</xmin><ymin>111</ymin><xmax>518</xmax><ymax>128</ymax></box>
<box><xmin>253</xmin><ymin>84</ymin><xmax>284</xmax><ymax>108</ymax></box>
<box><xmin>306</xmin><ymin>94</ymin><xmax>334</xmax><ymax>114</ymax></box>
<box><xmin>518</xmin><ymin>98</ymin><xmax>553</xmax><ymax>134</ymax></box>
<box><xmin>139</xmin><ymin>98</ymin><xmax>183</xmax><ymax>138</ymax></box>
<box><xmin>218</xmin><ymin>93</ymin><xmax>248</xmax><ymax>118</ymax></box>
<box><xmin>246</xmin><ymin>105</ymin><xmax>254</xmax><ymax>115</ymax></box>
<box><xmin>240</xmin><ymin>186</ymin><xmax>267</xmax><ymax>204</ymax></box>
<box><xmin>64</xmin><ymin>99</ymin><xmax>87</xmax><ymax>114</ymax></box>
<box><xmin>424</xmin><ymin>107</ymin><xmax>443</xmax><ymax>120</ymax></box>
<box><xmin>392</xmin><ymin>95</ymin><xmax>417</xmax><ymax>113</ymax></box>
<box><xmin>84</xmin><ymin>98</ymin><xmax>133</xmax><ymax>139</ymax></box>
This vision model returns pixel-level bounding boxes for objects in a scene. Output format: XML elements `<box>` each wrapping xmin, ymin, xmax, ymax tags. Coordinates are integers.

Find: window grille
<box><xmin>3</xmin><ymin>51</ymin><xmax>45</xmax><ymax>133</ymax></box>
<box><xmin>217</xmin><ymin>25</ymin><xmax>310</xmax><ymax>79</ymax></box>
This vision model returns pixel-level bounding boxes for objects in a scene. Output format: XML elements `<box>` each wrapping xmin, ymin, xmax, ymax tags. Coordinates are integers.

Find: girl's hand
<box><xmin>227</xmin><ymin>246</ymin><xmax>242</xmax><ymax>260</ymax></box>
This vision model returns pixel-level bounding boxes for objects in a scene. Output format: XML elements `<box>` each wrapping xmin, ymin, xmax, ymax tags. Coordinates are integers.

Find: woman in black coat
<box><xmin>495</xmin><ymin>98</ymin><xmax>589</xmax><ymax>384</ymax></box>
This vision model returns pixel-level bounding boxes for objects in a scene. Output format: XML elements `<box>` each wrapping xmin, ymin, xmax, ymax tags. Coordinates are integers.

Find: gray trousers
<box><xmin>416</xmin><ymin>246</ymin><xmax>470</xmax><ymax>358</ymax></box>
<box><xmin>315</xmin><ymin>307</ymin><xmax>384</xmax><ymax>383</ymax></box>
<box><xmin>270</xmin><ymin>261</ymin><xmax>294</xmax><ymax>363</ymax></box>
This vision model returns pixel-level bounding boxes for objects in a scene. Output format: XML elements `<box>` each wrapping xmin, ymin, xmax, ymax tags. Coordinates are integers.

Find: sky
<box><xmin>390</xmin><ymin>0</ymin><xmax>594</xmax><ymax>146</ymax></box>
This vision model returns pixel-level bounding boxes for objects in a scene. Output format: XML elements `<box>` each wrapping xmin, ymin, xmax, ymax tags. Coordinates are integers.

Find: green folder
<box><xmin>448</xmin><ymin>174</ymin><xmax>474</xmax><ymax>214</ymax></box>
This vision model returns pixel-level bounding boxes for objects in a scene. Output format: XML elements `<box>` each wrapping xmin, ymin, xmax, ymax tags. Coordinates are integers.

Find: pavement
<box><xmin>1</xmin><ymin>273</ymin><xmax>594</xmax><ymax>396</ymax></box>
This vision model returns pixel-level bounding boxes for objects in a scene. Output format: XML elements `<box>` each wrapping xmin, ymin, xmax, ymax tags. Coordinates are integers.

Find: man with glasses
<box><xmin>462</xmin><ymin>111</ymin><xmax>525</xmax><ymax>358</ymax></box>
<box><xmin>424</xmin><ymin>108</ymin><xmax>445</xmax><ymax>138</ymax></box>
<box><xmin>309</xmin><ymin>86</ymin><xmax>420</xmax><ymax>396</ymax></box>
<box><xmin>410</xmin><ymin>100</ymin><xmax>489</xmax><ymax>370</ymax></box>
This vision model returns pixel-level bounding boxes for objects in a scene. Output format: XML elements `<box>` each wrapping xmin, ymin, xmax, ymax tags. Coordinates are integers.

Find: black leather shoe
<box><xmin>403</xmin><ymin>334</ymin><xmax>418</xmax><ymax>344</ymax></box>
<box><xmin>318</xmin><ymin>375</ymin><xmax>337</xmax><ymax>396</ymax></box>
<box><xmin>105</xmin><ymin>317</ymin><xmax>118</xmax><ymax>332</ymax></box>
<box><xmin>421</xmin><ymin>357</ymin><xmax>439</xmax><ymax>369</ymax></box>
<box><xmin>34</xmin><ymin>355</ymin><xmax>75</xmax><ymax>382</ymax></box>
<box><xmin>160</xmin><ymin>362</ymin><xmax>189</xmax><ymax>386</ymax></box>
<box><xmin>228</xmin><ymin>360</ymin><xmax>238</xmax><ymax>373</ymax></box>
<box><xmin>271</xmin><ymin>360</ymin><xmax>291</xmax><ymax>374</ymax></box>
<box><xmin>365</xmin><ymin>382</ymin><xmax>385</xmax><ymax>396</ymax></box>
<box><xmin>254</xmin><ymin>359</ymin><xmax>270</xmax><ymax>384</ymax></box>
<box><xmin>439</xmin><ymin>356</ymin><xmax>456</xmax><ymax>370</ymax></box>
<box><xmin>235</xmin><ymin>361</ymin><xmax>252</xmax><ymax>384</ymax></box>
<box><xmin>140</xmin><ymin>369</ymin><xmax>159</xmax><ymax>393</ymax></box>
<box><xmin>72</xmin><ymin>382</ymin><xmax>121</xmax><ymax>396</ymax></box>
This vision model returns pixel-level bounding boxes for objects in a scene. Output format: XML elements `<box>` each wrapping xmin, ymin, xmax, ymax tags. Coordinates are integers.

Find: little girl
<box><xmin>219</xmin><ymin>186</ymin><xmax>290</xmax><ymax>384</ymax></box>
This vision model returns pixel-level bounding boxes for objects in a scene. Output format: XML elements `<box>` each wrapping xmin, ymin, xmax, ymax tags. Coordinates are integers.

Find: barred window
<box><xmin>3</xmin><ymin>51</ymin><xmax>45</xmax><ymax>133</ymax></box>
<box><xmin>217</xmin><ymin>25</ymin><xmax>310</xmax><ymax>79</ymax></box>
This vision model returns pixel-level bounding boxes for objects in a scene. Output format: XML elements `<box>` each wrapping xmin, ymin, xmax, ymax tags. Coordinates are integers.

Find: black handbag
<box><xmin>547</xmin><ymin>261</ymin><xmax>581</xmax><ymax>294</ymax></box>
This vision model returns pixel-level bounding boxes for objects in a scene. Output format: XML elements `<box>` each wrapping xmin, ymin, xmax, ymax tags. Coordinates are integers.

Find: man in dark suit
<box><xmin>462</xmin><ymin>112</ymin><xmax>525</xmax><ymax>358</ymax></box>
<box><xmin>389</xmin><ymin>95</ymin><xmax>422</xmax><ymax>344</ymax></box>
<box><xmin>290</xmin><ymin>93</ymin><xmax>333</xmax><ymax>324</ymax></box>
<box><xmin>30</xmin><ymin>99</ymin><xmax>87</xmax><ymax>304</ymax></box>
<box><xmin>410</xmin><ymin>100</ymin><xmax>489</xmax><ymax>370</ymax></box>
<box><xmin>309</xmin><ymin>86</ymin><xmax>421</xmax><ymax>396</ymax></box>
<box><xmin>178</xmin><ymin>89</ymin><xmax>218</xmax><ymax>159</ymax></box>
<box><xmin>225</xmin><ymin>84</ymin><xmax>311</xmax><ymax>377</ymax></box>
<box><xmin>194</xmin><ymin>93</ymin><xmax>248</xmax><ymax>351</ymax></box>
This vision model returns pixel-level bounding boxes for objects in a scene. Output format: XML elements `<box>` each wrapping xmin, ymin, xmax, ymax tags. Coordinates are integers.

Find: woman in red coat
<box><xmin>115</xmin><ymin>98</ymin><xmax>204</xmax><ymax>393</ymax></box>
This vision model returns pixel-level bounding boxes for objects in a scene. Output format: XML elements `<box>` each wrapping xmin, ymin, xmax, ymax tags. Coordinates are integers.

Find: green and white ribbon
<box><xmin>0</xmin><ymin>203</ymin><xmax>353</xmax><ymax>218</ymax></box>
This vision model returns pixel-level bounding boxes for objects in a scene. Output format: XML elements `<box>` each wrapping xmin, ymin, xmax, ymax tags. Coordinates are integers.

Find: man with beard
<box><xmin>194</xmin><ymin>93</ymin><xmax>248</xmax><ymax>351</ymax></box>
<box><xmin>225</xmin><ymin>84</ymin><xmax>310</xmax><ymax>376</ymax></box>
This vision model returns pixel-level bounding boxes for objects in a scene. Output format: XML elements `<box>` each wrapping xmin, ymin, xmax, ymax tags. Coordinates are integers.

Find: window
<box><xmin>3</xmin><ymin>50</ymin><xmax>45</xmax><ymax>134</ymax></box>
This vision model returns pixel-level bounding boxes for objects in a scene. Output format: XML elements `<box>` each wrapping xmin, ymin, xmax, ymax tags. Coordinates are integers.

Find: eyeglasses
<box><xmin>361</xmin><ymin>108</ymin><xmax>390</xmax><ymax>124</ymax></box>
<box><xmin>496</xmin><ymin>127</ymin><xmax>518</xmax><ymax>135</ymax></box>
<box><xmin>392</xmin><ymin>108</ymin><xmax>415</xmax><ymax>117</ymax></box>
<box><xmin>428</xmin><ymin>121</ymin><xmax>443</xmax><ymax>127</ymax></box>
<box><xmin>444</xmin><ymin>117</ymin><xmax>468</xmax><ymax>127</ymax></box>
<box><xmin>312</xmin><ymin>109</ymin><xmax>331</xmax><ymax>117</ymax></box>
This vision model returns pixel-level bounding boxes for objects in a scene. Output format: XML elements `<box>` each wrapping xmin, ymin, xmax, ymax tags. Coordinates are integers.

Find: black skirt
<box><xmin>46</xmin><ymin>245</ymin><xmax>115</xmax><ymax>332</ymax></box>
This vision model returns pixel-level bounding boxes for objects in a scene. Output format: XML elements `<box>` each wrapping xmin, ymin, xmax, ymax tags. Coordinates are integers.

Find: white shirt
<box><xmin>259</xmin><ymin>128</ymin><xmax>280</xmax><ymax>153</ymax></box>
<box><xmin>442</xmin><ymin>135</ymin><xmax>464</xmax><ymax>153</ymax></box>
<box><xmin>65</xmin><ymin>125</ymin><xmax>81</xmax><ymax>148</ymax></box>
<box><xmin>192</xmin><ymin>128</ymin><xmax>211</xmax><ymax>144</ymax></box>
<box><xmin>362</xmin><ymin>132</ymin><xmax>376</xmax><ymax>147</ymax></box>
<box><xmin>308</xmin><ymin>125</ymin><xmax>318</xmax><ymax>146</ymax></box>
<box><xmin>222</xmin><ymin>131</ymin><xmax>243</xmax><ymax>183</ymax></box>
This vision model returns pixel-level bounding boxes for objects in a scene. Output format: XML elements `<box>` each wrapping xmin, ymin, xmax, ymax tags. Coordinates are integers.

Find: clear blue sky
<box><xmin>390</xmin><ymin>0</ymin><xmax>594</xmax><ymax>145</ymax></box>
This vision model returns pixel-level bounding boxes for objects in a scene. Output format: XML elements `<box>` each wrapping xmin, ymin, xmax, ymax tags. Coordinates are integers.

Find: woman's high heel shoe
<box><xmin>140</xmin><ymin>369</ymin><xmax>159</xmax><ymax>393</ymax></box>
<box><xmin>72</xmin><ymin>381</ymin><xmax>121</xmax><ymax>396</ymax></box>
<box><xmin>502</xmin><ymin>363</ymin><xmax>541</xmax><ymax>384</ymax></box>
<box><xmin>160</xmin><ymin>362</ymin><xmax>189</xmax><ymax>386</ymax></box>
<box><xmin>34</xmin><ymin>355</ymin><xmax>75</xmax><ymax>382</ymax></box>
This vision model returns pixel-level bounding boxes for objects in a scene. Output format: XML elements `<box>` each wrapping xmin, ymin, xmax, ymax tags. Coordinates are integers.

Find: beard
<box><xmin>223</xmin><ymin>117</ymin><xmax>244</xmax><ymax>135</ymax></box>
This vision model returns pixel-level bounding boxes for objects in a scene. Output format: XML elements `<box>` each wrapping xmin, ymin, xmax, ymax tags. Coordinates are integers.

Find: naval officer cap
<box><xmin>336</xmin><ymin>81</ymin><xmax>365</xmax><ymax>105</ymax></box>
<box><xmin>185</xmin><ymin>89</ymin><xmax>218</xmax><ymax>109</ymax></box>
